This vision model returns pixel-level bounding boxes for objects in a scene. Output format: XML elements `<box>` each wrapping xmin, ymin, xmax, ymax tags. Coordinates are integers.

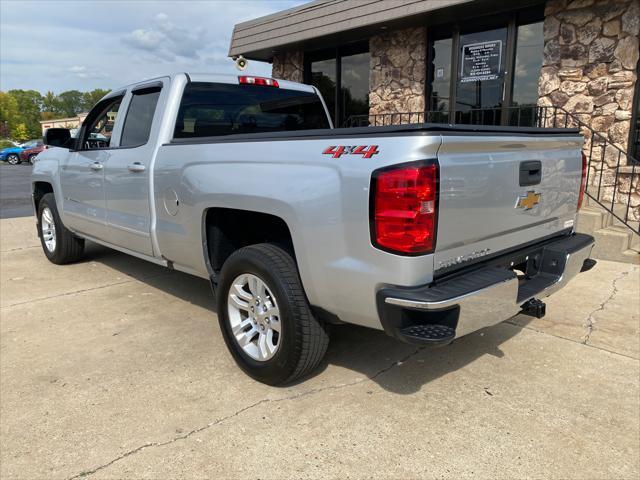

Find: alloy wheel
<box><xmin>227</xmin><ymin>273</ymin><xmax>281</xmax><ymax>361</ymax></box>
<box><xmin>41</xmin><ymin>207</ymin><xmax>57</xmax><ymax>252</ymax></box>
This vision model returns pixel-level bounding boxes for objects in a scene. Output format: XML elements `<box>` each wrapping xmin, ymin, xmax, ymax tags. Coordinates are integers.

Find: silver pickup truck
<box><xmin>32</xmin><ymin>73</ymin><xmax>594</xmax><ymax>385</ymax></box>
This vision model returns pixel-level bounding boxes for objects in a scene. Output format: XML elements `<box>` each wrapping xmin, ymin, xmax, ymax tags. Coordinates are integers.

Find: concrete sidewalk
<box><xmin>1</xmin><ymin>216</ymin><xmax>638</xmax><ymax>479</ymax></box>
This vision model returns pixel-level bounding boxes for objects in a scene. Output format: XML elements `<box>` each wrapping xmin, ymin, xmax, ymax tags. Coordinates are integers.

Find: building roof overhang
<box><xmin>229</xmin><ymin>0</ymin><xmax>544</xmax><ymax>61</ymax></box>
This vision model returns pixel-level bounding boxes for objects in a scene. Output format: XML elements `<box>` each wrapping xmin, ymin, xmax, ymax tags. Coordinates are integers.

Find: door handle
<box><xmin>519</xmin><ymin>160</ymin><xmax>542</xmax><ymax>186</ymax></box>
<box><xmin>127</xmin><ymin>162</ymin><xmax>146</xmax><ymax>173</ymax></box>
<box><xmin>90</xmin><ymin>161</ymin><xmax>103</xmax><ymax>171</ymax></box>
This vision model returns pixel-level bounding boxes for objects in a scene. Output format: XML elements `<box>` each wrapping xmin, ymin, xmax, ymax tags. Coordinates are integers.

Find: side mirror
<box><xmin>43</xmin><ymin>128</ymin><xmax>73</xmax><ymax>148</ymax></box>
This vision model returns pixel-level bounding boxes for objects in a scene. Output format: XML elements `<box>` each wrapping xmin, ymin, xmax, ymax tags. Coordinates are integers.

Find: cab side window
<box><xmin>120</xmin><ymin>86</ymin><xmax>162</xmax><ymax>147</ymax></box>
<box><xmin>80</xmin><ymin>97</ymin><xmax>123</xmax><ymax>150</ymax></box>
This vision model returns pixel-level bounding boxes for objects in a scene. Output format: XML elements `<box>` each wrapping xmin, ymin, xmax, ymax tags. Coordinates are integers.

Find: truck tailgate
<box><xmin>434</xmin><ymin>134</ymin><xmax>584</xmax><ymax>275</ymax></box>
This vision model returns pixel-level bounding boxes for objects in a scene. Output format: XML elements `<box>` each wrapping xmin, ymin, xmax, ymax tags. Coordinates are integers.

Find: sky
<box><xmin>0</xmin><ymin>0</ymin><xmax>305</xmax><ymax>94</ymax></box>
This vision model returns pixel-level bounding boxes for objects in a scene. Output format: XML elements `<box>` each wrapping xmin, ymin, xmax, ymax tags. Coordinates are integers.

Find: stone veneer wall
<box><xmin>539</xmin><ymin>0</ymin><xmax>639</xmax><ymax>219</ymax></box>
<box><xmin>369</xmin><ymin>27</ymin><xmax>427</xmax><ymax>117</ymax></box>
<box><xmin>271</xmin><ymin>50</ymin><xmax>304</xmax><ymax>82</ymax></box>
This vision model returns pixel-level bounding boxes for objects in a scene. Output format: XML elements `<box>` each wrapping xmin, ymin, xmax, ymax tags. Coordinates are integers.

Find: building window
<box><xmin>305</xmin><ymin>43</ymin><xmax>370</xmax><ymax>126</ymax></box>
<box><xmin>340</xmin><ymin>51</ymin><xmax>370</xmax><ymax>127</ymax></box>
<box><xmin>426</xmin><ymin>7</ymin><xmax>544</xmax><ymax>126</ymax></box>
<box><xmin>510</xmin><ymin>20</ymin><xmax>544</xmax><ymax>126</ymax></box>
<box><xmin>427</xmin><ymin>37</ymin><xmax>453</xmax><ymax>123</ymax></box>
<box><xmin>308</xmin><ymin>57</ymin><xmax>337</xmax><ymax>124</ymax></box>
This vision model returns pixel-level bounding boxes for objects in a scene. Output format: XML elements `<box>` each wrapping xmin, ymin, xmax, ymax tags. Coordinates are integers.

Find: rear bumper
<box><xmin>377</xmin><ymin>233</ymin><xmax>594</xmax><ymax>345</ymax></box>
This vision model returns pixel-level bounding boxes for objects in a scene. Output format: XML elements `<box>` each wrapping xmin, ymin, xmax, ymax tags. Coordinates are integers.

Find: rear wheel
<box><xmin>6</xmin><ymin>153</ymin><xmax>20</xmax><ymax>165</ymax></box>
<box><xmin>29</xmin><ymin>154</ymin><xmax>37</xmax><ymax>164</ymax></box>
<box><xmin>217</xmin><ymin>243</ymin><xmax>329</xmax><ymax>385</ymax></box>
<box><xmin>37</xmin><ymin>193</ymin><xmax>84</xmax><ymax>264</ymax></box>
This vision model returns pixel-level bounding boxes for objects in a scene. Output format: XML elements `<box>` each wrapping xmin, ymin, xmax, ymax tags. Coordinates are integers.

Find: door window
<box><xmin>120</xmin><ymin>87</ymin><xmax>162</xmax><ymax>147</ymax></box>
<box><xmin>340</xmin><ymin>51</ymin><xmax>370</xmax><ymax>123</ymax></box>
<box><xmin>455</xmin><ymin>27</ymin><xmax>508</xmax><ymax>125</ymax></box>
<box><xmin>428</xmin><ymin>37</ymin><xmax>453</xmax><ymax>122</ymax></box>
<box><xmin>80</xmin><ymin>97</ymin><xmax>123</xmax><ymax>149</ymax></box>
<box><xmin>510</xmin><ymin>21</ymin><xmax>544</xmax><ymax>126</ymax></box>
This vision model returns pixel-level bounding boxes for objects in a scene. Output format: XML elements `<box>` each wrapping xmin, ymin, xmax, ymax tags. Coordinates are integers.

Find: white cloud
<box><xmin>68</xmin><ymin>65</ymin><xmax>108</xmax><ymax>80</ymax></box>
<box><xmin>122</xmin><ymin>12</ymin><xmax>208</xmax><ymax>61</ymax></box>
<box><xmin>124</xmin><ymin>28</ymin><xmax>165</xmax><ymax>51</ymax></box>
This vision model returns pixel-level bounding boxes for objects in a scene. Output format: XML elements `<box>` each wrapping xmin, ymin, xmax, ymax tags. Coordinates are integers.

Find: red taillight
<box><xmin>238</xmin><ymin>76</ymin><xmax>279</xmax><ymax>87</ymax></box>
<box><xmin>577</xmin><ymin>151</ymin><xmax>587</xmax><ymax>210</ymax></box>
<box><xmin>372</xmin><ymin>163</ymin><xmax>438</xmax><ymax>254</ymax></box>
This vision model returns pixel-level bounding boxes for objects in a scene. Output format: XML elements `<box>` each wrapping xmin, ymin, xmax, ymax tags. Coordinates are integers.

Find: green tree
<box><xmin>7</xmin><ymin>89</ymin><xmax>43</xmax><ymax>139</ymax></box>
<box><xmin>56</xmin><ymin>90</ymin><xmax>84</xmax><ymax>117</ymax></box>
<box><xmin>0</xmin><ymin>91</ymin><xmax>20</xmax><ymax>136</ymax></box>
<box><xmin>12</xmin><ymin>123</ymin><xmax>29</xmax><ymax>142</ymax></box>
<box><xmin>42</xmin><ymin>91</ymin><xmax>61</xmax><ymax>115</ymax></box>
<box><xmin>82</xmin><ymin>89</ymin><xmax>110</xmax><ymax>111</ymax></box>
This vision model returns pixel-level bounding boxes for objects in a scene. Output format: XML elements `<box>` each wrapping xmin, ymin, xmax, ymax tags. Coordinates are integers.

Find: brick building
<box><xmin>39</xmin><ymin>113</ymin><xmax>88</xmax><ymax>134</ymax></box>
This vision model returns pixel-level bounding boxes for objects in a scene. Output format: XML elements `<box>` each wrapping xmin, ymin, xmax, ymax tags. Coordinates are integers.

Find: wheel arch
<box><xmin>203</xmin><ymin>207</ymin><xmax>296</xmax><ymax>276</ymax></box>
<box><xmin>32</xmin><ymin>181</ymin><xmax>54</xmax><ymax>209</ymax></box>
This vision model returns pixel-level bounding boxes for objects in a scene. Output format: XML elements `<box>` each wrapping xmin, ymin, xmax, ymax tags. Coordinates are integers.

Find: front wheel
<box><xmin>6</xmin><ymin>153</ymin><xmax>20</xmax><ymax>165</ymax></box>
<box><xmin>217</xmin><ymin>243</ymin><xmax>329</xmax><ymax>385</ymax></box>
<box><xmin>29</xmin><ymin>154</ymin><xmax>37</xmax><ymax>164</ymax></box>
<box><xmin>37</xmin><ymin>193</ymin><xmax>85</xmax><ymax>264</ymax></box>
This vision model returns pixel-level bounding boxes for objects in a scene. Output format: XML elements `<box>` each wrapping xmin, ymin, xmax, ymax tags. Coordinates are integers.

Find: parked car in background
<box><xmin>0</xmin><ymin>145</ymin><xmax>26</xmax><ymax>164</ymax></box>
<box><xmin>19</xmin><ymin>142</ymin><xmax>47</xmax><ymax>164</ymax></box>
<box><xmin>0</xmin><ymin>140</ymin><xmax>42</xmax><ymax>165</ymax></box>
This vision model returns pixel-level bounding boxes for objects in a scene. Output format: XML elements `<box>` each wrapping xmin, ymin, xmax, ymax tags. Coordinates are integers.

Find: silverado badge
<box><xmin>516</xmin><ymin>191</ymin><xmax>541</xmax><ymax>210</ymax></box>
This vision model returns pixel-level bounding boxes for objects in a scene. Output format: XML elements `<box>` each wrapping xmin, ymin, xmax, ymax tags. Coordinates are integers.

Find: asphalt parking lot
<box><xmin>1</xmin><ymin>214</ymin><xmax>639</xmax><ymax>479</ymax></box>
<box><xmin>0</xmin><ymin>162</ymin><xmax>34</xmax><ymax>219</ymax></box>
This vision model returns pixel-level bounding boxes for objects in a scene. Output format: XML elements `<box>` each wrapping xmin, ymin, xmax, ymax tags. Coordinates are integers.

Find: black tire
<box><xmin>29</xmin><ymin>154</ymin><xmax>37</xmax><ymax>165</ymax></box>
<box><xmin>37</xmin><ymin>193</ymin><xmax>85</xmax><ymax>264</ymax></box>
<box><xmin>217</xmin><ymin>243</ymin><xmax>329</xmax><ymax>385</ymax></box>
<box><xmin>6</xmin><ymin>153</ymin><xmax>20</xmax><ymax>165</ymax></box>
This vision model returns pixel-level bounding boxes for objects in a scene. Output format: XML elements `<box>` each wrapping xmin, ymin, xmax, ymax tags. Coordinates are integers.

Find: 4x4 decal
<box><xmin>322</xmin><ymin>145</ymin><xmax>380</xmax><ymax>159</ymax></box>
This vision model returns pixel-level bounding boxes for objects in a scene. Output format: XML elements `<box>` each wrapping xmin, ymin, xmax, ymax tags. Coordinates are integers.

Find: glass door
<box><xmin>427</xmin><ymin>7</ymin><xmax>544</xmax><ymax>127</ymax></box>
<box><xmin>455</xmin><ymin>27</ymin><xmax>508</xmax><ymax>125</ymax></box>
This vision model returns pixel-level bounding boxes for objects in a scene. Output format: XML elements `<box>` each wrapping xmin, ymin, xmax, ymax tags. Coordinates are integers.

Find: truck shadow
<box><xmin>84</xmin><ymin>244</ymin><xmax>525</xmax><ymax>395</ymax></box>
<box><xmin>322</xmin><ymin>322</ymin><xmax>520</xmax><ymax>394</ymax></box>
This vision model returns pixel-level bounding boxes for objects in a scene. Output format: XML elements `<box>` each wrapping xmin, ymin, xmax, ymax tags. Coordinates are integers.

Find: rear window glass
<box><xmin>174</xmin><ymin>82</ymin><xmax>330</xmax><ymax>138</ymax></box>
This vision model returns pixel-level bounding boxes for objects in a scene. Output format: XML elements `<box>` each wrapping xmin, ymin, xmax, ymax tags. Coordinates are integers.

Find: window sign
<box><xmin>460</xmin><ymin>40</ymin><xmax>503</xmax><ymax>83</ymax></box>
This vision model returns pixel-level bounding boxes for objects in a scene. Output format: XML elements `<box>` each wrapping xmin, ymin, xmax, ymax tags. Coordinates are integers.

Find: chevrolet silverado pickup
<box><xmin>32</xmin><ymin>73</ymin><xmax>594</xmax><ymax>385</ymax></box>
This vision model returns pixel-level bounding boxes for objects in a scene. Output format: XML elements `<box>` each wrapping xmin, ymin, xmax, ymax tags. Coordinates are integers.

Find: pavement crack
<box><xmin>1</xmin><ymin>244</ymin><xmax>40</xmax><ymax>253</ymax></box>
<box><xmin>505</xmin><ymin>319</ymin><xmax>639</xmax><ymax>361</ymax></box>
<box><xmin>67</xmin><ymin>347</ymin><xmax>424</xmax><ymax>479</ymax></box>
<box><xmin>581</xmin><ymin>270</ymin><xmax>628</xmax><ymax>345</ymax></box>
<box><xmin>68</xmin><ymin>399</ymin><xmax>271</xmax><ymax>479</ymax></box>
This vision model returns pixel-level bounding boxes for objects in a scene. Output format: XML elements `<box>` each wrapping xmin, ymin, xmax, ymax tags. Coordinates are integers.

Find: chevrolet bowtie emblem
<box><xmin>517</xmin><ymin>191</ymin><xmax>541</xmax><ymax>210</ymax></box>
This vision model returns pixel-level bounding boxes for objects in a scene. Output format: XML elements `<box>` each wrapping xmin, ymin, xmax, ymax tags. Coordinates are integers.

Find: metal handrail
<box><xmin>343</xmin><ymin>106</ymin><xmax>639</xmax><ymax>235</ymax></box>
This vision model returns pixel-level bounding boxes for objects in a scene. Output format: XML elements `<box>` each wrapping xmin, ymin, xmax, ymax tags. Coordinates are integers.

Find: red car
<box><xmin>19</xmin><ymin>142</ymin><xmax>47</xmax><ymax>164</ymax></box>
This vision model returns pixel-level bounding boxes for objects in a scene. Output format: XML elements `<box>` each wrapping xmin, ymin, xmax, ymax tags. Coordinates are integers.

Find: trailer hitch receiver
<box><xmin>521</xmin><ymin>298</ymin><xmax>546</xmax><ymax>318</ymax></box>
